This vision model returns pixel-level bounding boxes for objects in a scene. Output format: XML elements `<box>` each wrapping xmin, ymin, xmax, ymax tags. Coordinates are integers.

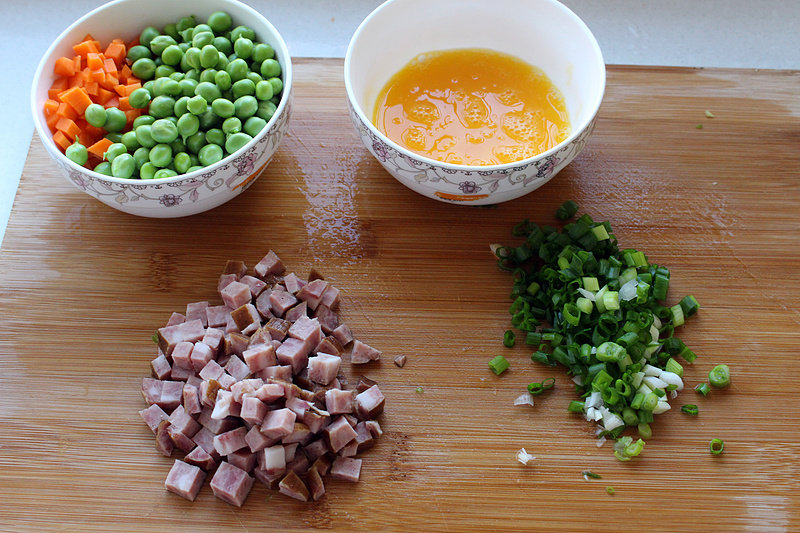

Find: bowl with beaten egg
<box><xmin>344</xmin><ymin>0</ymin><xmax>605</xmax><ymax>204</ymax></box>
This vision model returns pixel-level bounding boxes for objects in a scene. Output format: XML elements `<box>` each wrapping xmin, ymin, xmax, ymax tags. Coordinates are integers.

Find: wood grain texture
<box><xmin>1</xmin><ymin>59</ymin><xmax>799</xmax><ymax>531</ymax></box>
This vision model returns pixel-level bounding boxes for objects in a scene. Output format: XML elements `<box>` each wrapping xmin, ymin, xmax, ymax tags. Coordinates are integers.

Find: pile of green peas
<box><xmin>77</xmin><ymin>11</ymin><xmax>282</xmax><ymax>180</ymax></box>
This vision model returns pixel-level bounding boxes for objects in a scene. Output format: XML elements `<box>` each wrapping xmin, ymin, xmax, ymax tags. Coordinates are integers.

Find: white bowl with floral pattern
<box><xmin>31</xmin><ymin>0</ymin><xmax>292</xmax><ymax>217</ymax></box>
<box><xmin>345</xmin><ymin>0</ymin><xmax>605</xmax><ymax>205</ymax></box>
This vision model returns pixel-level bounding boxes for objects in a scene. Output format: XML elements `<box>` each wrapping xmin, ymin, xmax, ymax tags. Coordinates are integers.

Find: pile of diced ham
<box><xmin>139</xmin><ymin>251</ymin><xmax>386</xmax><ymax>506</ymax></box>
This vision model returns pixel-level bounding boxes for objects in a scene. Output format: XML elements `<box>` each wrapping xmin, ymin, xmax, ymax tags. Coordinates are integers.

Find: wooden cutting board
<box><xmin>1</xmin><ymin>59</ymin><xmax>799</xmax><ymax>531</ymax></box>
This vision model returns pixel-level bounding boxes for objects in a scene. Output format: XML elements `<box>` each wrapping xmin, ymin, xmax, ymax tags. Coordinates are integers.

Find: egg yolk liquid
<box><xmin>373</xmin><ymin>48</ymin><xmax>570</xmax><ymax>166</ymax></box>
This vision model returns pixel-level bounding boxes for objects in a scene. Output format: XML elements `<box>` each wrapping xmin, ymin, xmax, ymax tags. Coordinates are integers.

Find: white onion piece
<box><xmin>596</xmin><ymin>436</ymin><xmax>607</xmax><ymax>448</ymax></box>
<box><xmin>516</xmin><ymin>448</ymin><xmax>535</xmax><ymax>465</ymax></box>
<box><xmin>653</xmin><ymin>401</ymin><xmax>672</xmax><ymax>414</ymax></box>
<box><xmin>652</xmin><ymin>316</ymin><xmax>662</xmax><ymax>329</ymax></box>
<box><xmin>643</xmin><ymin>364</ymin><xmax>662</xmax><ymax>376</ymax></box>
<box><xmin>643</xmin><ymin>376</ymin><xmax>668</xmax><ymax>390</ymax></box>
<box><xmin>669</xmin><ymin>389</ymin><xmax>678</xmax><ymax>399</ymax></box>
<box><xmin>514</xmin><ymin>394</ymin><xmax>534</xmax><ymax>406</ymax></box>
<box><xmin>659</xmin><ymin>371</ymin><xmax>684</xmax><ymax>391</ymax></box>
<box><xmin>572</xmin><ymin>375</ymin><xmax>584</xmax><ymax>386</ymax></box>
<box><xmin>585</xmin><ymin>391</ymin><xmax>602</xmax><ymax>409</ymax></box>
<box><xmin>619</xmin><ymin>279</ymin><xmax>638</xmax><ymax>301</ymax></box>
<box><xmin>577</xmin><ymin>288</ymin><xmax>596</xmax><ymax>301</ymax></box>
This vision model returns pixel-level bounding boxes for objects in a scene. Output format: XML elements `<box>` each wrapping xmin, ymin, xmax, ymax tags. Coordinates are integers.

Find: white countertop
<box><xmin>3</xmin><ymin>0</ymin><xmax>798</xmax><ymax>247</ymax></box>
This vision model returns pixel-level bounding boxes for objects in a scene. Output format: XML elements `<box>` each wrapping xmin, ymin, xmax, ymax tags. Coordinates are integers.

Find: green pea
<box><xmin>169</xmin><ymin>71</ymin><xmax>185</xmax><ymax>81</ymax></box>
<box><xmin>150</xmin><ymin>119</ymin><xmax>179</xmax><ymax>144</ymax></box>
<box><xmin>104</xmin><ymin>142</ymin><xmax>128</xmax><ymax>162</ymax></box>
<box><xmin>149</xmin><ymin>95</ymin><xmax>176</xmax><ymax>118</ymax></box>
<box><xmin>154</xmin><ymin>169</ymin><xmax>178</xmax><ymax>179</ymax></box>
<box><xmin>133</xmin><ymin>115</ymin><xmax>155</xmax><ymax>128</ymax></box>
<box><xmin>149</xmin><ymin>35</ymin><xmax>177</xmax><ymax>55</ymax></box>
<box><xmin>184</xmin><ymin>47</ymin><xmax>201</xmax><ymax>69</ymax></box>
<box><xmin>154</xmin><ymin>57</ymin><xmax>163</xmax><ymax>66</ymax></box>
<box><xmin>246</xmin><ymin>71</ymin><xmax>263</xmax><ymax>85</ymax></box>
<box><xmin>211</xmin><ymin>98</ymin><xmax>235</xmax><ymax>118</ymax></box>
<box><xmin>187</xmin><ymin>95</ymin><xmax>207</xmax><ymax>115</ymax></box>
<box><xmin>121</xmin><ymin>131</ymin><xmax>141</xmax><ymax>151</ymax></box>
<box><xmin>154</xmin><ymin>65</ymin><xmax>176</xmax><ymax>78</ymax></box>
<box><xmin>185</xmin><ymin>132</ymin><xmax>206</xmax><ymax>154</ymax></box>
<box><xmin>127</xmin><ymin>45</ymin><xmax>152</xmax><ymax>63</ymax></box>
<box><xmin>222</xmin><ymin>117</ymin><xmax>242</xmax><ymax>135</ymax></box>
<box><xmin>260</xmin><ymin>58</ymin><xmax>281</xmax><ymax>78</ymax></box>
<box><xmin>232</xmin><ymin>79</ymin><xmax>255</xmax><ymax>99</ymax></box>
<box><xmin>233</xmin><ymin>37</ymin><xmax>253</xmax><ymax>59</ymax></box>
<box><xmin>149</xmin><ymin>144</ymin><xmax>173</xmax><ymax>168</ymax></box>
<box><xmin>184</xmin><ymin>69</ymin><xmax>200</xmax><ymax>81</ymax></box>
<box><xmin>164</xmin><ymin>115</ymin><xmax>178</xmax><ymax>125</ymax></box>
<box><xmin>104</xmin><ymin>108</ymin><xmax>127</xmax><ymax>133</ymax></box>
<box><xmin>84</xmin><ymin>103</ymin><xmax>107</xmax><ymax>128</ymax></box>
<box><xmin>174</xmin><ymin>96</ymin><xmax>190</xmax><ymax>117</ymax></box>
<box><xmin>105</xmin><ymin>132</ymin><xmax>123</xmax><ymax>143</ymax></box>
<box><xmin>199</xmin><ymin>69</ymin><xmax>218</xmax><ymax>84</ymax></box>
<box><xmin>140</xmin><ymin>161</ymin><xmax>157</xmax><ymax>179</ymax></box>
<box><xmin>216</xmin><ymin>52</ymin><xmax>229</xmax><ymax>69</ymax></box>
<box><xmin>135</xmin><ymin>125</ymin><xmax>156</xmax><ymax>148</ymax></box>
<box><xmin>256</xmin><ymin>100</ymin><xmax>277</xmax><ymax>121</ymax></box>
<box><xmin>214</xmin><ymin>70</ymin><xmax>232</xmax><ymax>92</ymax></box>
<box><xmin>205</xmin><ymin>128</ymin><xmax>225</xmax><ymax>146</ymax></box>
<box><xmin>161</xmin><ymin>44</ymin><xmax>183</xmax><ymax>66</ymax></box>
<box><xmin>179</xmin><ymin>28</ymin><xmax>195</xmax><ymax>45</ymax></box>
<box><xmin>133</xmin><ymin>146</ymin><xmax>150</xmax><ymax>169</ymax></box>
<box><xmin>234</xmin><ymin>95</ymin><xmax>258</xmax><ymax>120</ymax></box>
<box><xmin>163</xmin><ymin>79</ymin><xmax>183</xmax><ymax>97</ymax></box>
<box><xmin>190</xmin><ymin>23</ymin><xmax>212</xmax><ymax>37</ymax></box>
<box><xmin>176</xmin><ymin>15</ymin><xmax>196</xmax><ymax>32</ymax></box>
<box><xmin>243</xmin><ymin>116</ymin><xmax>267</xmax><ymax>137</ymax></box>
<box><xmin>177</xmin><ymin>113</ymin><xmax>200</xmax><ymax>138</ymax></box>
<box><xmin>225</xmin><ymin>132</ymin><xmax>252</xmax><ymax>154</ymax></box>
<box><xmin>252</xmin><ymin>43</ymin><xmax>274</xmax><ymax>62</ymax></box>
<box><xmin>270</xmin><ymin>95</ymin><xmax>281</xmax><ymax>106</ymax></box>
<box><xmin>186</xmin><ymin>165</ymin><xmax>204</xmax><ymax>173</ymax></box>
<box><xmin>139</xmin><ymin>26</ymin><xmax>160</xmax><ymax>48</ymax></box>
<box><xmin>198</xmin><ymin>107</ymin><xmax>220</xmax><ymax>130</ymax></box>
<box><xmin>170</xmin><ymin>137</ymin><xmax>186</xmax><ymax>153</ymax></box>
<box><xmin>178</xmin><ymin>42</ymin><xmax>190</xmax><ymax>52</ymax></box>
<box><xmin>143</xmin><ymin>80</ymin><xmax>156</xmax><ymax>93</ymax></box>
<box><xmin>200</xmin><ymin>44</ymin><xmax>219</xmax><ymax>69</ymax></box>
<box><xmin>226</xmin><ymin>58</ymin><xmax>249</xmax><ymax>82</ymax></box>
<box><xmin>173</xmin><ymin>152</ymin><xmax>192</xmax><ymax>174</ymax></box>
<box><xmin>111</xmin><ymin>153</ymin><xmax>136</xmax><ymax>178</ymax></box>
<box><xmin>195</xmin><ymin>81</ymin><xmax>222</xmax><ymax>102</ymax></box>
<box><xmin>268</xmin><ymin>77</ymin><xmax>283</xmax><ymax>95</ymax></box>
<box><xmin>207</xmin><ymin>11</ymin><xmax>232</xmax><ymax>33</ymax></box>
<box><xmin>212</xmin><ymin>36</ymin><xmax>232</xmax><ymax>55</ymax></box>
<box><xmin>198</xmin><ymin>143</ymin><xmax>224</xmax><ymax>166</ymax></box>
<box><xmin>230</xmin><ymin>26</ymin><xmax>255</xmax><ymax>42</ymax></box>
<box><xmin>163</xmin><ymin>23</ymin><xmax>180</xmax><ymax>41</ymax></box>
<box><xmin>192</xmin><ymin>31</ymin><xmax>215</xmax><ymax>48</ymax></box>
<box><xmin>94</xmin><ymin>161</ymin><xmax>112</xmax><ymax>176</ymax></box>
<box><xmin>66</xmin><ymin>140</ymin><xmax>88</xmax><ymax>165</ymax></box>
<box><xmin>152</xmin><ymin>78</ymin><xmax>176</xmax><ymax>97</ymax></box>
<box><xmin>128</xmin><ymin>88</ymin><xmax>151</xmax><ymax>109</ymax></box>
<box><xmin>131</xmin><ymin>58</ymin><xmax>156</xmax><ymax>80</ymax></box>
<box><xmin>179</xmin><ymin>78</ymin><xmax>199</xmax><ymax>98</ymax></box>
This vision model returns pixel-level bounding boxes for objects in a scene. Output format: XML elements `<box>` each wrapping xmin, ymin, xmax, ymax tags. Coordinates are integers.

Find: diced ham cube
<box><xmin>169</xmin><ymin>363</ymin><xmax>193</xmax><ymax>381</ymax></box>
<box><xmin>184</xmin><ymin>445</ymin><xmax>217</xmax><ymax>471</ymax></box>
<box><xmin>157</xmin><ymin>319</ymin><xmax>206</xmax><ymax>356</ymax></box>
<box><xmin>227</xmin><ymin>449</ymin><xmax>257</xmax><ymax>473</ymax></box>
<box><xmin>257</xmin><ymin>365</ymin><xmax>292</xmax><ymax>382</ymax></box>
<box><xmin>206</xmin><ymin>305</ymin><xmax>231</xmax><ymax>328</ymax></box>
<box><xmin>303</xmin><ymin>439</ymin><xmax>330</xmax><ymax>461</ymax></box>
<box><xmin>183</xmin><ymin>383</ymin><xmax>202</xmax><ymax>415</ymax></box>
<box><xmin>168</xmin><ymin>405</ymin><xmax>201</xmax><ymax>438</ymax></box>
<box><xmin>225</xmin><ymin>313</ymin><xmax>241</xmax><ymax>334</ymax></box>
<box><xmin>223</xmin><ymin>260</ymin><xmax>248</xmax><ymax>279</ymax></box>
<box><xmin>199</xmin><ymin>360</ymin><xmax>225</xmax><ymax>382</ymax></box>
<box><xmin>285</xmin><ymin>397</ymin><xmax>314</xmax><ymax>418</ymax></box>
<box><xmin>192</xmin><ymin>426</ymin><xmax>222</xmax><ymax>459</ymax></box>
<box><xmin>218</xmin><ymin>273</ymin><xmax>238</xmax><ymax>292</ymax></box>
<box><xmin>319</xmin><ymin>285</ymin><xmax>340</xmax><ymax>310</ymax></box>
<box><xmin>231</xmin><ymin>303</ymin><xmax>261</xmax><ymax>334</ymax></box>
<box><xmin>284</xmin><ymin>301</ymin><xmax>308</xmax><ymax>323</ymax></box>
<box><xmin>240</xmin><ymin>397</ymin><xmax>268</xmax><ymax>425</ymax></box>
<box><xmin>302</xmin><ymin>408</ymin><xmax>330</xmax><ymax>434</ymax></box>
<box><xmin>167</xmin><ymin>424</ymin><xmax>196</xmax><ymax>452</ymax></box>
<box><xmin>288</xmin><ymin>316</ymin><xmax>323</xmax><ymax>349</ymax></box>
<box><xmin>296</xmin><ymin>279</ymin><xmax>329</xmax><ymax>311</ymax></box>
<box><xmin>258</xmin><ymin>445</ymin><xmax>286</xmax><ymax>476</ymax></box>
<box><xmin>338</xmin><ymin>439</ymin><xmax>358</xmax><ymax>458</ymax></box>
<box><xmin>306</xmin><ymin>466</ymin><xmax>325</xmax><ymax>501</ymax></box>
<box><xmin>224</xmin><ymin>332</ymin><xmax>250</xmax><ymax>357</ymax></box>
<box><xmin>282</xmin><ymin>272</ymin><xmax>306</xmax><ymax>294</ymax></box>
<box><xmin>283</xmin><ymin>442</ymin><xmax>299</xmax><ymax>463</ymax></box>
<box><xmin>160</xmin><ymin>381</ymin><xmax>184</xmax><ymax>411</ymax></box>
<box><xmin>211</xmin><ymin>390</ymin><xmax>240</xmax><ymax>420</ymax></box>
<box><xmin>255</xmin><ymin>290</ymin><xmax>274</xmax><ymax>319</ymax></box>
<box><xmin>218</xmin><ymin>372</ymin><xmax>237</xmax><ymax>390</ymax></box>
<box><xmin>220</xmin><ymin>281</ymin><xmax>252</xmax><ymax>310</ymax></box>
<box><xmin>199</xmin><ymin>379</ymin><xmax>221</xmax><ymax>408</ymax></box>
<box><xmin>201</xmin><ymin>327</ymin><xmax>224</xmax><ymax>354</ymax></box>
<box><xmin>260</xmin><ymin>408</ymin><xmax>296</xmax><ymax>439</ymax></box>
<box><xmin>254</xmin><ymin>382</ymin><xmax>285</xmax><ymax>403</ymax></box>
<box><xmin>155</xmin><ymin>421</ymin><xmax>174</xmax><ymax>457</ymax></box>
<box><xmin>239</xmin><ymin>275</ymin><xmax>267</xmax><ymax>297</ymax></box>
<box><xmin>254</xmin><ymin>250</ymin><xmax>285</xmax><ymax>278</ymax></box>
<box><xmin>354</xmin><ymin>421</ymin><xmax>375</xmax><ymax>452</ymax></box>
<box><xmin>287</xmin><ymin>453</ymin><xmax>310</xmax><ymax>474</ymax></box>
<box><xmin>186</xmin><ymin>301</ymin><xmax>209</xmax><ymax>327</ymax></box>
<box><xmin>166</xmin><ymin>312</ymin><xmax>186</xmax><ymax>326</ymax></box>
<box><xmin>264</xmin><ymin>318</ymin><xmax>290</xmax><ymax>341</ymax></box>
<box><xmin>325</xmin><ymin>388</ymin><xmax>356</xmax><ymax>414</ymax></box>
<box><xmin>243</xmin><ymin>344</ymin><xmax>276</xmax><ymax>373</ymax></box>
<box><xmin>142</xmin><ymin>377</ymin><xmax>162</xmax><ymax>405</ymax></box>
<box><xmin>356</xmin><ymin>385</ymin><xmax>386</xmax><ymax>419</ymax></box>
<box><xmin>314</xmin><ymin>305</ymin><xmax>339</xmax><ymax>334</ymax></box>
<box><xmin>191</xmin><ymin>341</ymin><xmax>214</xmax><ymax>372</ymax></box>
<box><xmin>275</xmin><ymin>338</ymin><xmax>310</xmax><ymax>374</ymax></box>
<box><xmin>278</xmin><ymin>471</ymin><xmax>310</xmax><ymax>502</ymax></box>
<box><xmin>210</xmin><ymin>462</ymin><xmax>254</xmax><ymax>507</ymax></box>
<box><xmin>253</xmin><ymin>467</ymin><xmax>283</xmax><ymax>489</ymax></box>
<box><xmin>151</xmin><ymin>353</ymin><xmax>171</xmax><ymax>380</ymax></box>
<box><xmin>139</xmin><ymin>403</ymin><xmax>168</xmax><ymax>433</ymax></box>
<box><xmin>314</xmin><ymin>336</ymin><xmax>343</xmax><ymax>357</ymax></box>
<box><xmin>230</xmin><ymin>378</ymin><xmax>263</xmax><ymax>403</ymax></box>
<box><xmin>350</xmin><ymin>339</ymin><xmax>381</xmax><ymax>364</ymax></box>
<box><xmin>324</xmin><ymin>416</ymin><xmax>358</xmax><ymax>453</ymax></box>
<box><xmin>269</xmin><ymin>290</ymin><xmax>297</xmax><ymax>317</ymax></box>
<box><xmin>331</xmin><ymin>324</ymin><xmax>354</xmax><ymax>346</ymax></box>
<box><xmin>312</xmin><ymin>455</ymin><xmax>332</xmax><ymax>476</ymax></box>
<box><xmin>213</xmin><ymin>426</ymin><xmax>248</xmax><ymax>456</ymax></box>
<box><xmin>170</xmin><ymin>341</ymin><xmax>193</xmax><ymax>369</ymax></box>
<box><xmin>331</xmin><ymin>457</ymin><xmax>362</xmax><ymax>482</ymax></box>
<box><xmin>365</xmin><ymin>419</ymin><xmax>383</xmax><ymax>439</ymax></box>
<box><xmin>245</xmin><ymin>425</ymin><xmax>275</xmax><ymax>453</ymax></box>
<box><xmin>282</xmin><ymin>422</ymin><xmax>312</xmax><ymax>445</ymax></box>
<box><xmin>165</xmin><ymin>460</ymin><xmax>206</xmax><ymax>501</ymax></box>
<box><xmin>225</xmin><ymin>355</ymin><xmax>251</xmax><ymax>381</ymax></box>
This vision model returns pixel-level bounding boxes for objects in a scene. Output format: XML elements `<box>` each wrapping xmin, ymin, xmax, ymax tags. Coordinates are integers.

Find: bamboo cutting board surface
<box><xmin>1</xmin><ymin>59</ymin><xmax>799</xmax><ymax>531</ymax></box>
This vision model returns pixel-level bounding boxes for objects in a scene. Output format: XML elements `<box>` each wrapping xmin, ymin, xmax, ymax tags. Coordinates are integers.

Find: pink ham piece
<box><xmin>312</xmin><ymin>455</ymin><xmax>332</xmax><ymax>476</ymax></box>
<box><xmin>356</xmin><ymin>385</ymin><xmax>386</xmax><ymax>419</ymax></box>
<box><xmin>210</xmin><ymin>462</ymin><xmax>254</xmax><ymax>507</ymax></box>
<box><xmin>239</xmin><ymin>275</ymin><xmax>267</xmax><ymax>297</ymax></box>
<box><xmin>350</xmin><ymin>339</ymin><xmax>381</xmax><ymax>364</ymax></box>
<box><xmin>192</xmin><ymin>427</ymin><xmax>222</xmax><ymax>460</ymax></box>
<box><xmin>315</xmin><ymin>336</ymin><xmax>343</xmax><ymax>356</ymax></box>
<box><xmin>224</xmin><ymin>355</ymin><xmax>251</xmax><ymax>381</ymax></box>
<box><xmin>211</xmin><ymin>390</ymin><xmax>240</xmax><ymax>420</ymax></box>
<box><xmin>264</xmin><ymin>317</ymin><xmax>290</xmax><ymax>341</ymax></box>
<box><xmin>213</xmin><ymin>426</ymin><xmax>248</xmax><ymax>456</ymax></box>
<box><xmin>258</xmin><ymin>445</ymin><xmax>286</xmax><ymax>476</ymax></box>
<box><xmin>222</xmin><ymin>260</ymin><xmax>248</xmax><ymax>279</ymax></box>
<box><xmin>182</xmin><ymin>384</ymin><xmax>202</xmax><ymax>415</ymax></box>
<box><xmin>198</xmin><ymin>360</ymin><xmax>225</xmax><ymax>382</ymax></box>
<box><xmin>141</xmin><ymin>378</ymin><xmax>162</xmax><ymax>405</ymax></box>
<box><xmin>254</xmin><ymin>250</ymin><xmax>285</xmax><ymax>278</ymax></box>
<box><xmin>257</xmin><ymin>365</ymin><xmax>292</xmax><ymax>382</ymax></box>
<box><xmin>260</xmin><ymin>408</ymin><xmax>296</xmax><ymax>439</ymax></box>
<box><xmin>185</xmin><ymin>301</ymin><xmax>209</xmax><ymax>327</ymax></box>
<box><xmin>240</xmin><ymin>397</ymin><xmax>268</xmax><ymax>425</ymax></box>
<box><xmin>276</xmin><ymin>338</ymin><xmax>311</xmax><ymax>374</ymax></box>
<box><xmin>245</xmin><ymin>425</ymin><xmax>274</xmax><ymax>453</ymax></box>
<box><xmin>139</xmin><ymin>403</ymin><xmax>168</xmax><ymax>433</ymax></box>
<box><xmin>184</xmin><ymin>445</ymin><xmax>217</xmax><ymax>471</ymax></box>
<box><xmin>166</xmin><ymin>312</ymin><xmax>185</xmax><ymax>326</ymax></box>
<box><xmin>231</xmin><ymin>303</ymin><xmax>261</xmax><ymax>334</ymax></box>
<box><xmin>282</xmin><ymin>272</ymin><xmax>306</xmax><ymax>294</ymax></box>
<box><xmin>319</xmin><ymin>285</ymin><xmax>340</xmax><ymax>310</ymax></box>
<box><xmin>331</xmin><ymin>457</ymin><xmax>362</xmax><ymax>483</ymax></box>
<box><xmin>278</xmin><ymin>471</ymin><xmax>310</xmax><ymax>502</ymax></box>
<box><xmin>269</xmin><ymin>290</ymin><xmax>297</xmax><ymax>317</ymax></box>
<box><xmin>307</xmin><ymin>353</ymin><xmax>341</xmax><ymax>385</ymax></box>
<box><xmin>218</xmin><ymin>373</ymin><xmax>236</xmax><ymax>390</ymax></box>
<box><xmin>255</xmin><ymin>290</ymin><xmax>274</xmax><ymax>319</ymax></box>
<box><xmin>325</xmin><ymin>389</ymin><xmax>356</xmax><ymax>415</ymax></box>
<box><xmin>168</xmin><ymin>405</ymin><xmax>201</xmax><ymax>438</ymax></box>
<box><xmin>338</xmin><ymin>439</ymin><xmax>358</xmax><ymax>458</ymax></box>
<box><xmin>160</xmin><ymin>381</ymin><xmax>184</xmax><ymax>411</ymax></box>
<box><xmin>151</xmin><ymin>354</ymin><xmax>171</xmax><ymax>380</ymax></box>
<box><xmin>314</xmin><ymin>305</ymin><xmax>339</xmax><ymax>334</ymax></box>
<box><xmin>288</xmin><ymin>316</ymin><xmax>323</xmax><ymax>350</ymax></box>
<box><xmin>205</xmin><ymin>305</ymin><xmax>231</xmax><ymax>328</ymax></box>
<box><xmin>167</xmin><ymin>425</ymin><xmax>196</xmax><ymax>453</ymax></box>
<box><xmin>303</xmin><ymin>439</ymin><xmax>329</xmax><ymax>461</ymax></box>
<box><xmin>243</xmin><ymin>344</ymin><xmax>276</xmax><ymax>373</ymax></box>
<box><xmin>287</xmin><ymin>453</ymin><xmax>310</xmax><ymax>474</ymax></box>
<box><xmin>190</xmin><ymin>341</ymin><xmax>214</xmax><ymax>372</ymax></box>
<box><xmin>169</xmin><ymin>364</ymin><xmax>193</xmax><ymax>381</ymax></box>
<box><xmin>155</xmin><ymin>421</ymin><xmax>174</xmax><ymax>457</ymax></box>
<box><xmin>230</xmin><ymin>378</ymin><xmax>262</xmax><ymax>403</ymax></box>
<box><xmin>224</xmin><ymin>332</ymin><xmax>249</xmax><ymax>357</ymax></box>
<box><xmin>302</xmin><ymin>408</ymin><xmax>330</xmax><ymax>434</ymax></box>
<box><xmin>331</xmin><ymin>323</ymin><xmax>354</xmax><ymax>347</ymax></box>
<box><xmin>220</xmin><ymin>281</ymin><xmax>252</xmax><ymax>310</ymax></box>
<box><xmin>365</xmin><ymin>419</ymin><xmax>383</xmax><ymax>439</ymax></box>
<box><xmin>324</xmin><ymin>416</ymin><xmax>358</xmax><ymax>453</ymax></box>
<box><xmin>218</xmin><ymin>273</ymin><xmax>237</xmax><ymax>292</ymax></box>
<box><xmin>157</xmin><ymin>319</ymin><xmax>206</xmax><ymax>356</ymax></box>
<box><xmin>165</xmin><ymin>460</ymin><xmax>206</xmax><ymax>501</ymax></box>
<box><xmin>284</xmin><ymin>301</ymin><xmax>308</xmax><ymax>323</ymax></box>
<box><xmin>170</xmin><ymin>341</ymin><xmax>194</xmax><ymax>369</ymax></box>
<box><xmin>227</xmin><ymin>448</ymin><xmax>257</xmax><ymax>473</ymax></box>
<box><xmin>282</xmin><ymin>423</ymin><xmax>312</xmax><ymax>445</ymax></box>
<box><xmin>285</xmin><ymin>397</ymin><xmax>313</xmax><ymax>418</ymax></box>
<box><xmin>201</xmin><ymin>327</ymin><xmax>224</xmax><ymax>354</ymax></box>
<box><xmin>306</xmin><ymin>466</ymin><xmax>325</xmax><ymax>501</ymax></box>
<box><xmin>354</xmin><ymin>421</ymin><xmax>375</xmax><ymax>452</ymax></box>
<box><xmin>296</xmin><ymin>279</ymin><xmax>328</xmax><ymax>310</ymax></box>
<box><xmin>254</xmin><ymin>382</ymin><xmax>284</xmax><ymax>403</ymax></box>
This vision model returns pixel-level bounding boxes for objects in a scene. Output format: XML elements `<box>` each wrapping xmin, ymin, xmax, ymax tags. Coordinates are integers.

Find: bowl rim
<box><xmin>30</xmin><ymin>0</ymin><xmax>293</xmax><ymax>186</ymax></box>
<box><xmin>344</xmin><ymin>0</ymin><xmax>606</xmax><ymax>173</ymax></box>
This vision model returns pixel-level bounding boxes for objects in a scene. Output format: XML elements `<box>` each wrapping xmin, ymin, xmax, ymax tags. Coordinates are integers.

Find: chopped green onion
<box><xmin>567</xmin><ymin>400</ymin><xmax>585</xmax><ymax>412</ymax></box>
<box><xmin>709</xmin><ymin>364</ymin><xmax>731</xmax><ymax>388</ymax></box>
<box><xmin>503</xmin><ymin>330</ymin><xmax>516</xmax><ymax>348</ymax></box>
<box><xmin>637</xmin><ymin>422</ymin><xmax>652</xmax><ymax>439</ymax></box>
<box><xmin>679</xmin><ymin>295</ymin><xmax>700</xmax><ymax>316</ymax></box>
<box><xmin>489</xmin><ymin>355</ymin><xmax>510</xmax><ymax>376</ymax></box>
<box><xmin>695</xmin><ymin>383</ymin><xmax>710</xmax><ymax>396</ymax></box>
<box><xmin>681</xmin><ymin>404</ymin><xmax>699</xmax><ymax>416</ymax></box>
<box><xmin>151</xmin><ymin>333</ymin><xmax>159</xmax><ymax>344</ymax></box>
<box><xmin>709</xmin><ymin>438</ymin><xmax>724</xmax><ymax>455</ymax></box>
<box><xmin>606</xmin><ymin>486</ymin><xmax>616</xmax><ymax>495</ymax></box>
<box><xmin>696</xmin><ymin>123</ymin><xmax>703</xmax><ymax>129</ymax></box>
<box><xmin>527</xmin><ymin>377</ymin><xmax>555</xmax><ymax>395</ymax></box>
<box><xmin>665</xmin><ymin>357</ymin><xmax>684</xmax><ymax>378</ymax></box>
<box><xmin>556</xmin><ymin>200</ymin><xmax>579</xmax><ymax>220</ymax></box>
<box><xmin>670</xmin><ymin>304</ymin><xmax>685</xmax><ymax>327</ymax></box>
<box><xmin>415</xmin><ymin>386</ymin><xmax>424</xmax><ymax>394</ymax></box>
<box><xmin>582</xmin><ymin>471</ymin><xmax>602</xmax><ymax>479</ymax></box>
<box><xmin>705</xmin><ymin>110</ymin><xmax>715</xmax><ymax>118</ymax></box>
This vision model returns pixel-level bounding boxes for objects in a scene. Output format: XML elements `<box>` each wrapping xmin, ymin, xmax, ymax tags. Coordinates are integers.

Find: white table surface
<box><xmin>3</xmin><ymin>0</ymin><xmax>798</xmax><ymax>247</ymax></box>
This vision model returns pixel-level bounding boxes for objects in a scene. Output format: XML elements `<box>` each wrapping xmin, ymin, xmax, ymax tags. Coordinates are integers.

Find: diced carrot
<box><xmin>84</xmin><ymin>80</ymin><xmax>99</xmax><ymax>96</ymax></box>
<box><xmin>55</xmin><ymin>117</ymin><xmax>82</xmax><ymax>141</ymax></box>
<box><xmin>124</xmin><ymin>109</ymin><xmax>142</xmax><ymax>124</ymax></box>
<box><xmin>84</xmin><ymin>123</ymin><xmax>105</xmax><ymax>140</ymax></box>
<box><xmin>54</xmin><ymin>56</ymin><xmax>76</xmax><ymax>77</ymax></box>
<box><xmin>95</xmin><ymin>87</ymin><xmax>115</xmax><ymax>105</ymax></box>
<box><xmin>73</xmin><ymin>55</ymin><xmax>82</xmax><ymax>72</ymax></box>
<box><xmin>119</xmin><ymin>64</ymin><xmax>133</xmax><ymax>83</ymax></box>
<box><xmin>86</xmin><ymin>52</ymin><xmax>104</xmax><ymax>71</ymax></box>
<box><xmin>58</xmin><ymin>86</ymin><xmax>93</xmax><ymax>115</ymax></box>
<box><xmin>103</xmin><ymin>57</ymin><xmax>117</xmax><ymax>74</ymax></box>
<box><xmin>56</xmin><ymin>102</ymin><xmax>78</xmax><ymax>121</ymax></box>
<box><xmin>114</xmin><ymin>83</ymin><xmax>140</xmax><ymax>97</ymax></box>
<box><xmin>104</xmin><ymin>42</ymin><xmax>127</xmax><ymax>66</ymax></box>
<box><xmin>103</xmin><ymin>96</ymin><xmax>120</xmax><ymax>109</ymax></box>
<box><xmin>118</xmin><ymin>96</ymin><xmax>133</xmax><ymax>111</ymax></box>
<box><xmin>53</xmin><ymin>131</ymin><xmax>72</xmax><ymax>151</ymax></box>
<box><xmin>99</xmin><ymin>74</ymin><xmax>119</xmax><ymax>90</ymax></box>
<box><xmin>43</xmin><ymin>99</ymin><xmax>60</xmax><ymax>117</ymax></box>
<box><xmin>46</xmin><ymin>113</ymin><xmax>60</xmax><ymax>131</ymax></box>
<box><xmin>89</xmin><ymin>68</ymin><xmax>106</xmax><ymax>83</ymax></box>
<box><xmin>87</xmin><ymin>138</ymin><xmax>113</xmax><ymax>159</ymax></box>
<box><xmin>73</xmin><ymin>39</ymin><xmax>100</xmax><ymax>58</ymax></box>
